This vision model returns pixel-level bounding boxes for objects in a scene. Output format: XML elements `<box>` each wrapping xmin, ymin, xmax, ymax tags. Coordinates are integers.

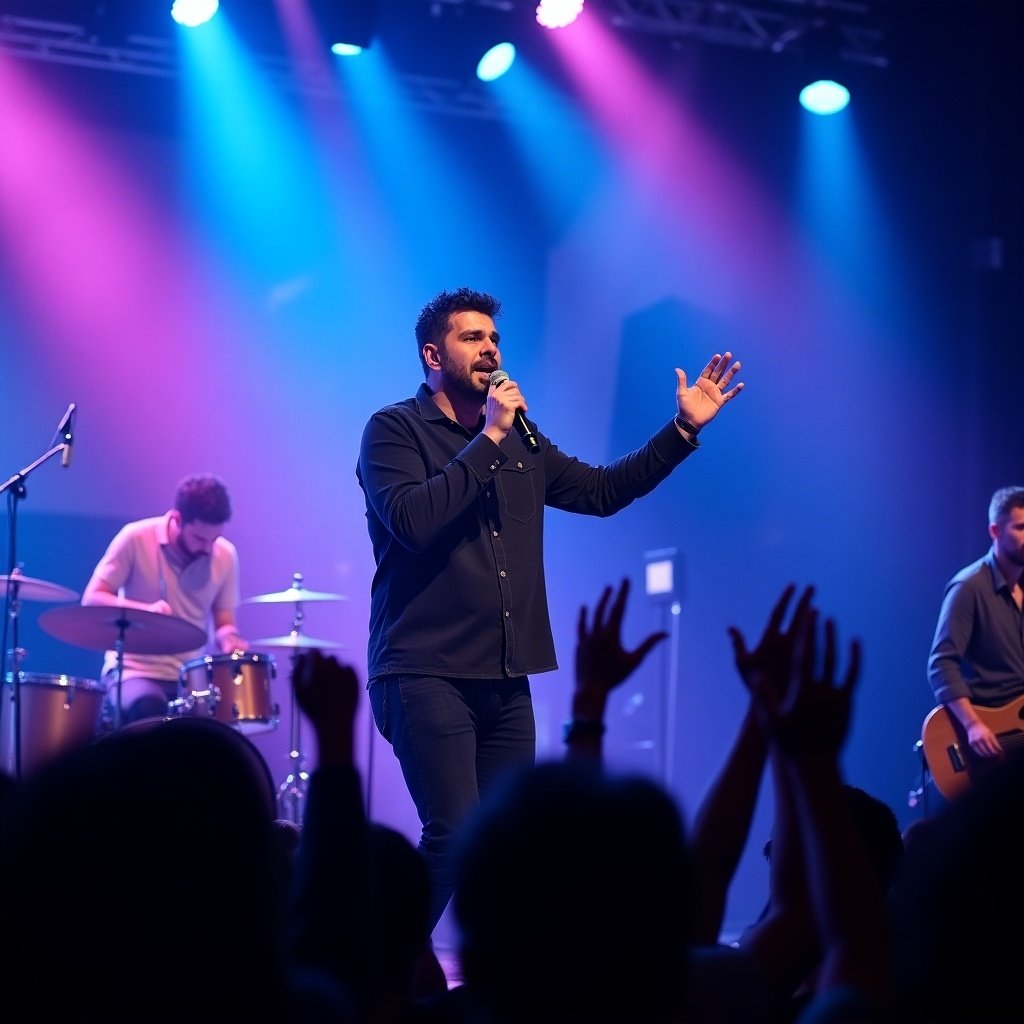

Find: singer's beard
<box><xmin>438</xmin><ymin>348</ymin><xmax>493</xmax><ymax>403</ymax></box>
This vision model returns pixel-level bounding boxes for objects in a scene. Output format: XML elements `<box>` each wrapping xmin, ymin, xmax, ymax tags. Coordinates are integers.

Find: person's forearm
<box><xmin>690</xmin><ymin>709</ymin><xmax>768</xmax><ymax>942</ymax></box>
<box><xmin>785</xmin><ymin>755</ymin><xmax>888</xmax><ymax>1004</ymax></box>
<box><xmin>945</xmin><ymin>695</ymin><xmax>982</xmax><ymax>730</ymax></box>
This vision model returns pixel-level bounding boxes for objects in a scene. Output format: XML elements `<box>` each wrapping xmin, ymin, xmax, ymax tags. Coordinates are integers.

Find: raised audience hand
<box><xmin>291</xmin><ymin>649</ymin><xmax>359</xmax><ymax>767</ymax></box>
<box><xmin>753</xmin><ymin>606</ymin><xmax>861</xmax><ymax>759</ymax></box>
<box><xmin>573</xmin><ymin>577</ymin><xmax>668</xmax><ymax>718</ymax></box>
<box><xmin>727</xmin><ymin>583</ymin><xmax>814</xmax><ymax>708</ymax></box>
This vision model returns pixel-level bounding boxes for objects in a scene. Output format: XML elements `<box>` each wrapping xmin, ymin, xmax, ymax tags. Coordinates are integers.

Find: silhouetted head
<box><xmin>0</xmin><ymin>716</ymin><xmax>284</xmax><ymax>1021</ymax></box>
<box><xmin>453</xmin><ymin>759</ymin><xmax>693</xmax><ymax>1024</ymax></box>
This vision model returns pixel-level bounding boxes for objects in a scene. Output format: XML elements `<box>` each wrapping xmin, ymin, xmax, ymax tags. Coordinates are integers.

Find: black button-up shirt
<box><xmin>356</xmin><ymin>384</ymin><xmax>698</xmax><ymax>682</ymax></box>
<box><xmin>928</xmin><ymin>548</ymin><xmax>1024</xmax><ymax>707</ymax></box>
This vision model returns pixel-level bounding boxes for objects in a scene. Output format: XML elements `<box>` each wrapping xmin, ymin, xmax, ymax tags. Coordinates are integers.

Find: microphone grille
<box><xmin>488</xmin><ymin>369</ymin><xmax>509</xmax><ymax>387</ymax></box>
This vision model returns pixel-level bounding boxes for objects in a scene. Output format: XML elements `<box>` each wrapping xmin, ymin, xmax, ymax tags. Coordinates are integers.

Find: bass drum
<box><xmin>118</xmin><ymin>714</ymin><xmax>278</xmax><ymax>819</ymax></box>
<box><xmin>1</xmin><ymin>672</ymin><xmax>104</xmax><ymax>777</ymax></box>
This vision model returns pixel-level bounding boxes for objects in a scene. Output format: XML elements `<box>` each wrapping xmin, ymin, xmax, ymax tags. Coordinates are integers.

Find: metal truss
<box><xmin>596</xmin><ymin>0</ymin><xmax>888</xmax><ymax>67</ymax></box>
<box><xmin>0</xmin><ymin>0</ymin><xmax>887</xmax><ymax>121</ymax></box>
<box><xmin>0</xmin><ymin>12</ymin><xmax>510</xmax><ymax>119</ymax></box>
<box><xmin>418</xmin><ymin>0</ymin><xmax>889</xmax><ymax>67</ymax></box>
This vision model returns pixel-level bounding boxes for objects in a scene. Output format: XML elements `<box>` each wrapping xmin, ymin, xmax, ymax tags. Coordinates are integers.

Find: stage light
<box><xmin>310</xmin><ymin>0</ymin><xmax>379</xmax><ymax>54</ymax></box>
<box><xmin>799</xmin><ymin>79</ymin><xmax>850</xmax><ymax>115</ymax></box>
<box><xmin>537</xmin><ymin>0</ymin><xmax>584</xmax><ymax>29</ymax></box>
<box><xmin>477</xmin><ymin>42</ymin><xmax>516</xmax><ymax>82</ymax></box>
<box><xmin>170</xmin><ymin>0</ymin><xmax>219</xmax><ymax>29</ymax></box>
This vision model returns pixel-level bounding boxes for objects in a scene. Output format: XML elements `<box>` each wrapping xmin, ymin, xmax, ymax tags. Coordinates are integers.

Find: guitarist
<box><xmin>926</xmin><ymin>485</ymin><xmax>1024</xmax><ymax>796</ymax></box>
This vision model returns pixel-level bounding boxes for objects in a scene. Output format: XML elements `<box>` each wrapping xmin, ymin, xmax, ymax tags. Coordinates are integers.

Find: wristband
<box><xmin>562</xmin><ymin>719</ymin><xmax>606</xmax><ymax>743</ymax></box>
<box><xmin>674</xmin><ymin>415</ymin><xmax>701</xmax><ymax>436</ymax></box>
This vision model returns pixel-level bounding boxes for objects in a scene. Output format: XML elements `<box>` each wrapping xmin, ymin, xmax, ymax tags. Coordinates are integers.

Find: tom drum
<box><xmin>176</xmin><ymin>652</ymin><xmax>279</xmax><ymax>735</ymax></box>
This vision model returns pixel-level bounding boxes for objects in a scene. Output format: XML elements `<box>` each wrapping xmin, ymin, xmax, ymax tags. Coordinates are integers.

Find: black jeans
<box><xmin>369</xmin><ymin>674</ymin><xmax>535</xmax><ymax>931</ymax></box>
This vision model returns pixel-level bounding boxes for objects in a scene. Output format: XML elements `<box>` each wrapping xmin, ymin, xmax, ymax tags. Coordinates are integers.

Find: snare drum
<box><xmin>1</xmin><ymin>672</ymin><xmax>105</xmax><ymax>776</ymax></box>
<box><xmin>176</xmin><ymin>652</ymin><xmax>279</xmax><ymax>735</ymax></box>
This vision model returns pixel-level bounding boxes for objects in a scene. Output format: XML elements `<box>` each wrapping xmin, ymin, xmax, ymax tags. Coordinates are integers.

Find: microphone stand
<box><xmin>1</xmin><ymin>438</ymin><xmax>72</xmax><ymax>779</ymax></box>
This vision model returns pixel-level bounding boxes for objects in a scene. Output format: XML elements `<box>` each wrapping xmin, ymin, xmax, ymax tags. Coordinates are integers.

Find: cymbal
<box><xmin>251</xmin><ymin>633</ymin><xmax>347</xmax><ymax>651</ymax></box>
<box><xmin>0</xmin><ymin>573</ymin><xmax>79</xmax><ymax>603</ymax></box>
<box><xmin>244</xmin><ymin>585</ymin><xmax>348</xmax><ymax>604</ymax></box>
<box><xmin>38</xmin><ymin>605</ymin><xmax>208</xmax><ymax>655</ymax></box>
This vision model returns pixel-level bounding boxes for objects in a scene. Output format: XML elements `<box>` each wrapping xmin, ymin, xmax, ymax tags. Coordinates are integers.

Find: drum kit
<box><xmin>2</xmin><ymin>566</ymin><xmax>347</xmax><ymax>814</ymax></box>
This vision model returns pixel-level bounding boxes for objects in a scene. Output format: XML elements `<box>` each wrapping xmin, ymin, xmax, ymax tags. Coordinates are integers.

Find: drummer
<box><xmin>81</xmin><ymin>474</ymin><xmax>248</xmax><ymax>727</ymax></box>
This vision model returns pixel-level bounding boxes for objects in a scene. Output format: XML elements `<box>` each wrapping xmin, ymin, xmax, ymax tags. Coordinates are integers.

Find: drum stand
<box><xmin>245</xmin><ymin>572</ymin><xmax>347</xmax><ymax>826</ymax></box>
<box><xmin>275</xmin><ymin>601</ymin><xmax>312</xmax><ymax>826</ymax></box>
<box><xmin>2</xmin><ymin>573</ymin><xmax>25</xmax><ymax>777</ymax></box>
<box><xmin>276</xmin><ymin>656</ymin><xmax>310</xmax><ymax>826</ymax></box>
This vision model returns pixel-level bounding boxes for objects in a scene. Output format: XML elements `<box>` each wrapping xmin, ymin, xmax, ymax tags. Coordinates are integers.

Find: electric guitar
<box><xmin>921</xmin><ymin>693</ymin><xmax>1024</xmax><ymax>801</ymax></box>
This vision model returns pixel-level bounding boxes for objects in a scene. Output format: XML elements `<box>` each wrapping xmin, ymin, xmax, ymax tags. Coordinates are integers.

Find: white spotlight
<box><xmin>537</xmin><ymin>0</ymin><xmax>584</xmax><ymax>28</ymax></box>
<box><xmin>171</xmin><ymin>0</ymin><xmax>219</xmax><ymax>29</ymax></box>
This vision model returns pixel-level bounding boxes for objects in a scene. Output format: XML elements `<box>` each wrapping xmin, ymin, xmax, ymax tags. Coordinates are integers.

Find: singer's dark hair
<box><xmin>415</xmin><ymin>287</ymin><xmax>502</xmax><ymax>377</ymax></box>
<box><xmin>174</xmin><ymin>474</ymin><xmax>232</xmax><ymax>525</ymax></box>
<box><xmin>988</xmin><ymin>486</ymin><xmax>1024</xmax><ymax>526</ymax></box>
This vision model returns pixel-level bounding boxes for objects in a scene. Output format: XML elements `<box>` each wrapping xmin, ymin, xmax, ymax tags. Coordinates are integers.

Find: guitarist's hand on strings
<box><xmin>966</xmin><ymin>718</ymin><xmax>1003</xmax><ymax>759</ymax></box>
<box><xmin>947</xmin><ymin>697</ymin><xmax>1003</xmax><ymax>759</ymax></box>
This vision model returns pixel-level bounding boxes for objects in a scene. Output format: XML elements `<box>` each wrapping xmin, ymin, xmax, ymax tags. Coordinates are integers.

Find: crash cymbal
<box><xmin>38</xmin><ymin>605</ymin><xmax>208</xmax><ymax>655</ymax></box>
<box><xmin>251</xmin><ymin>633</ymin><xmax>347</xmax><ymax>651</ymax></box>
<box><xmin>0</xmin><ymin>573</ymin><xmax>79</xmax><ymax>603</ymax></box>
<box><xmin>244</xmin><ymin>585</ymin><xmax>348</xmax><ymax>604</ymax></box>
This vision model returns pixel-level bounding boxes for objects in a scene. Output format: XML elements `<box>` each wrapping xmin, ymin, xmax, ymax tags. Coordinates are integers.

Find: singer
<box><xmin>356</xmin><ymin>286</ymin><xmax>744</xmax><ymax>950</ymax></box>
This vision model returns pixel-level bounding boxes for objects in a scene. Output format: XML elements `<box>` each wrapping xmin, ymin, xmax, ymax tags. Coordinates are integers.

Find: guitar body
<box><xmin>921</xmin><ymin>693</ymin><xmax>1024</xmax><ymax>801</ymax></box>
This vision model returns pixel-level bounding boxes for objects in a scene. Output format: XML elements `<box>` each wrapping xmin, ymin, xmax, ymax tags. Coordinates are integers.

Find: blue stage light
<box><xmin>799</xmin><ymin>79</ymin><xmax>850</xmax><ymax>115</ymax></box>
<box><xmin>477</xmin><ymin>42</ymin><xmax>516</xmax><ymax>82</ymax></box>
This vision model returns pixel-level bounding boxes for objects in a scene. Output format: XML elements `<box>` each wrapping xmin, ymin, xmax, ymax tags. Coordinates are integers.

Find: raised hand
<box><xmin>675</xmin><ymin>352</ymin><xmax>744</xmax><ymax>429</ymax></box>
<box><xmin>728</xmin><ymin>584</ymin><xmax>815</xmax><ymax>709</ymax></box>
<box><xmin>754</xmin><ymin>608</ymin><xmax>861</xmax><ymax>760</ymax></box>
<box><xmin>573</xmin><ymin>578</ymin><xmax>668</xmax><ymax>715</ymax></box>
<box><xmin>291</xmin><ymin>649</ymin><xmax>360</xmax><ymax>766</ymax></box>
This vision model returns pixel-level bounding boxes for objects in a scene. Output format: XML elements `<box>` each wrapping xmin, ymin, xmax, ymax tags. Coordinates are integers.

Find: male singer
<box><xmin>356</xmin><ymin>285</ymin><xmax>744</xmax><ymax>938</ymax></box>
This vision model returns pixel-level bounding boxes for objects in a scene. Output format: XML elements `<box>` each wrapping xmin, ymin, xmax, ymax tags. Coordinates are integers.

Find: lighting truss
<box><xmin>597</xmin><ymin>0</ymin><xmax>888</xmax><ymax>67</ymax></box>
<box><xmin>419</xmin><ymin>0</ymin><xmax>889</xmax><ymax>67</ymax></box>
<box><xmin>0</xmin><ymin>12</ymin><xmax>509</xmax><ymax>119</ymax></box>
<box><xmin>0</xmin><ymin>0</ymin><xmax>888</xmax><ymax>121</ymax></box>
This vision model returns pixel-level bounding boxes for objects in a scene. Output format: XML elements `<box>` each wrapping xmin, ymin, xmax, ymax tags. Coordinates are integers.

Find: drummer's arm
<box><xmin>214</xmin><ymin>609</ymin><xmax>248</xmax><ymax>653</ymax></box>
<box><xmin>81</xmin><ymin>575</ymin><xmax>172</xmax><ymax>616</ymax></box>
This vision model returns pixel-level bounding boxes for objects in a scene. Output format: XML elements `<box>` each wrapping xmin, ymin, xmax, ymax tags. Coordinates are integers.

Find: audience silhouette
<box><xmin>8</xmin><ymin>576</ymin><xmax>1007</xmax><ymax>1024</ymax></box>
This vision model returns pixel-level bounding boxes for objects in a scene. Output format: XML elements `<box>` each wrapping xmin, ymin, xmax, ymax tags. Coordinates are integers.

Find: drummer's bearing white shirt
<box><xmin>90</xmin><ymin>513</ymin><xmax>241</xmax><ymax>684</ymax></box>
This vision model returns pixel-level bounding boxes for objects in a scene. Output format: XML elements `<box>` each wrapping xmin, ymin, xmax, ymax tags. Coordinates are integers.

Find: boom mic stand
<box><xmin>0</xmin><ymin>404</ymin><xmax>76</xmax><ymax>779</ymax></box>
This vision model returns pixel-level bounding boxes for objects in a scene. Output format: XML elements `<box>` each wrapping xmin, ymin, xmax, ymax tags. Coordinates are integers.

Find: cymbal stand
<box><xmin>276</xmin><ymin>588</ymin><xmax>310</xmax><ymax>825</ymax></box>
<box><xmin>277</xmin><ymin>656</ymin><xmax>311</xmax><ymax>826</ymax></box>
<box><xmin>112</xmin><ymin>615</ymin><xmax>129</xmax><ymax>733</ymax></box>
<box><xmin>1</xmin><ymin>415</ymin><xmax>73</xmax><ymax>779</ymax></box>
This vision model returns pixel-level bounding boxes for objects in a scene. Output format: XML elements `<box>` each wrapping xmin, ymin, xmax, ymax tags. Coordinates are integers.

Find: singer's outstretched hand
<box><xmin>675</xmin><ymin>352</ymin><xmax>744</xmax><ymax>431</ymax></box>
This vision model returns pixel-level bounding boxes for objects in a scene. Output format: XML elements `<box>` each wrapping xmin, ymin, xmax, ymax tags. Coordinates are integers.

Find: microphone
<box><xmin>488</xmin><ymin>370</ymin><xmax>539</xmax><ymax>454</ymax></box>
<box><xmin>54</xmin><ymin>403</ymin><xmax>76</xmax><ymax>468</ymax></box>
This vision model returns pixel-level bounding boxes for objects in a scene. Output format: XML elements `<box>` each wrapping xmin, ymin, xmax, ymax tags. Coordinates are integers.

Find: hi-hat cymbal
<box><xmin>38</xmin><ymin>605</ymin><xmax>208</xmax><ymax>655</ymax></box>
<box><xmin>244</xmin><ymin>585</ymin><xmax>348</xmax><ymax>605</ymax></box>
<box><xmin>0</xmin><ymin>573</ymin><xmax>79</xmax><ymax>603</ymax></box>
<box><xmin>251</xmin><ymin>633</ymin><xmax>347</xmax><ymax>651</ymax></box>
